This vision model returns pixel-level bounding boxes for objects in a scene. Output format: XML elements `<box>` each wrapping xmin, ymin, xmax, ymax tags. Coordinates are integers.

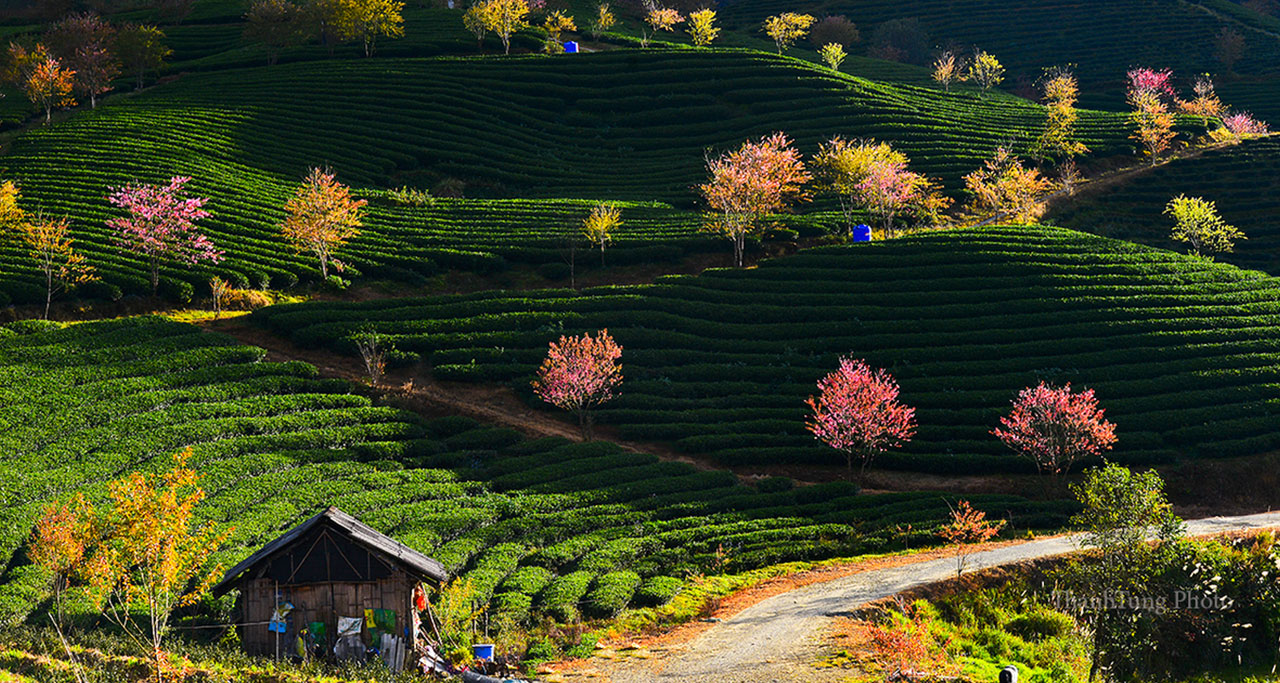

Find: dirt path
<box><xmin>205</xmin><ymin>316</ymin><xmax>1053</xmax><ymax>494</ymax></box>
<box><xmin>596</xmin><ymin>512</ymin><xmax>1280</xmax><ymax>683</ymax></box>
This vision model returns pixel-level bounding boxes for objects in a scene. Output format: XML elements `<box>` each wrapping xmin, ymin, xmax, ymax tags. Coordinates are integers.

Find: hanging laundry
<box><xmin>268</xmin><ymin>599</ymin><xmax>294</xmax><ymax>633</ymax></box>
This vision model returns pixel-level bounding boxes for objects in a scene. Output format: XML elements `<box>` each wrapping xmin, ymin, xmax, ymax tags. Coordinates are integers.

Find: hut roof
<box><xmin>213</xmin><ymin>507</ymin><xmax>448</xmax><ymax>595</ymax></box>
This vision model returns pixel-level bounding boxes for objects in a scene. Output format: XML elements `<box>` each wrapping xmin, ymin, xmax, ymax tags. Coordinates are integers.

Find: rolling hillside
<box><xmin>0</xmin><ymin>317</ymin><xmax>1066</xmax><ymax>627</ymax></box>
<box><xmin>1050</xmin><ymin>136</ymin><xmax>1280</xmax><ymax>275</ymax></box>
<box><xmin>0</xmin><ymin>49</ymin><xmax>1135</xmax><ymax>305</ymax></box>
<box><xmin>252</xmin><ymin>225</ymin><xmax>1280</xmax><ymax>474</ymax></box>
<box><xmin>719</xmin><ymin>0</ymin><xmax>1280</xmax><ymax>118</ymax></box>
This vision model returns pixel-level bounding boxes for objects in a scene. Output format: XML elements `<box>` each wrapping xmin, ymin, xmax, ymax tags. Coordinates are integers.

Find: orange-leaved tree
<box><xmin>865</xmin><ymin>600</ymin><xmax>960</xmax><ymax>681</ymax></box>
<box><xmin>31</xmin><ymin>449</ymin><xmax>230</xmax><ymax>681</ymax></box>
<box><xmin>532</xmin><ymin>329</ymin><xmax>622</xmax><ymax>440</ymax></box>
<box><xmin>700</xmin><ymin>131</ymin><xmax>811</xmax><ymax>267</ymax></box>
<box><xmin>936</xmin><ymin>499</ymin><xmax>1005</xmax><ymax>578</ymax></box>
<box><xmin>281</xmin><ymin>167</ymin><xmax>367</xmax><ymax>279</ymax></box>
<box><xmin>16</xmin><ymin>212</ymin><xmax>98</xmax><ymax>319</ymax></box>
<box><xmin>1126</xmin><ymin>67</ymin><xmax>1177</xmax><ymax>165</ymax></box>
<box><xmin>962</xmin><ymin>146</ymin><xmax>1054</xmax><ymax>224</ymax></box>
<box><xmin>29</xmin><ymin>494</ymin><xmax>93</xmax><ymax>629</ymax></box>
<box><xmin>641</xmin><ymin>4</ymin><xmax>683</xmax><ymax>47</ymax></box>
<box><xmin>1178</xmin><ymin>74</ymin><xmax>1225</xmax><ymax>129</ymax></box>
<box><xmin>88</xmin><ymin>448</ymin><xmax>229</xmax><ymax>680</ymax></box>
<box><xmin>24</xmin><ymin>49</ymin><xmax>77</xmax><ymax>122</ymax></box>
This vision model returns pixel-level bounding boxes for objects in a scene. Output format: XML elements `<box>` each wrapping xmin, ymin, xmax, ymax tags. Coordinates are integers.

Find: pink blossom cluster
<box><xmin>107</xmin><ymin>176</ymin><xmax>222</xmax><ymax>265</ymax></box>
<box><xmin>1126</xmin><ymin>67</ymin><xmax>1175</xmax><ymax>98</ymax></box>
<box><xmin>857</xmin><ymin>159</ymin><xmax>920</xmax><ymax>210</ymax></box>
<box><xmin>805</xmin><ymin>357</ymin><xmax>916</xmax><ymax>458</ymax></box>
<box><xmin>1223</xmin><ymin>112</ymin><xmax>1269</xmax><ymax>137</ymax></box>
<box><xmin>992</xmin><ymin>381</ymin><xmax>1117</xmax><ymax>476</ymax></box>
<box><xmin>532</xmin><ymin>329</ymin><xmax>623</xmax><ymax>413</ymax></box>
<box><xmin>702</xmin><ymin>132</ymin><xmax>811</xmax><ymax>221</ymax></box>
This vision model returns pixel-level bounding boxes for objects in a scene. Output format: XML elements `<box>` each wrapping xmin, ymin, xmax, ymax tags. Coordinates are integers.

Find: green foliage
<box><xmin>1165</xmin><ymin>195</ymin><xmax>1246</xmax><ymax>258</ymax></box>
<box><xmin>1051</xmin><ymin>137</ymin><xmax>1280</xmax><ymax>274</ymax></box>
<box><xmin>0</xmin><ymin>317</ymin><xmax>1064</xmax><ymax>629</ymax></box>
<box><xmin>253</xmin><ymin>225</ymin><xmax>1280</xmax><ymax>473</ymax></box>
<box><xmin>0</xmin><ymin>50</ymin><xmax>1136</xmax><ymax>303</ymax></box>
<box><xmin>721</xmin><ymin>0</ymin><xmax>1280</xmax><ymax>118</ymax></box>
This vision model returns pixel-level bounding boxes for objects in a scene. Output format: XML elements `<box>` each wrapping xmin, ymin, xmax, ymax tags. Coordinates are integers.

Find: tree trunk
<box><xmin>600</xmin><ymin>241</ymin><xmax>606</xmax><ymax>267</ymax></box>
<box><xmin>45</xmin><ymin>105</ymin><xmax>52</xmax><ymax>123</ymax></box>
<box><xmin>44</xmin><ymin>269</ymin><xmax>53</xmax><ymax>320</ymax></box>
<box><xmin>319</xmin><ymin>252</ymin><xmax>329</xmax><ymax>279</ymax></box>
<box><xmin>150</xmin><ymin>259</ymin><xmax>160</xmax><ymax>297</ymax></box>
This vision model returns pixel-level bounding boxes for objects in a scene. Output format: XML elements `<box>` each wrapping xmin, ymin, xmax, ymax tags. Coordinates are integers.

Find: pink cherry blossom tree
<box><xmin>532</xmin><ymin>328</ymin><xmax>623</xmax><ymax>440</ymax></box>
<box><xmin>699</xmin><ymin>132</ymin><xmax>811</xmax><ymax>267</ymax></box>
<box><xmin>992</xmin><ymin>381</ymin><xmax>1118</xmax><ymax>480</ymax></box>
<box><xmin>805</xmin><ymin>357</ymin><xmax>916</xmax><ymax>483</ymax></box>
<box><xmin>1223</xmin><ymin>112</ymin><xmax>1269</xmax><ymax>137</ymax></box>
<box><xmin>1126</xmin><ymin>67</ymin><xmax>1174</xmax><ymax>98</ymax></box>
<box><xmin>106</xmin><ymin>176</ymin><xmax>221</xmax><ymax>296</ymax></box>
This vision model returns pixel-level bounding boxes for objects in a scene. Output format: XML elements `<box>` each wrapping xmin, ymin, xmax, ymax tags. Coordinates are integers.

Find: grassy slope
<box><xmin>1049</xmin><ymin>136</ymin><xmax>1280</xmax><ymax>274</ymax></box>
<box><xmin>0</xmin><ymin>49</ymin><xmax>1133</xmax><ymax>305</ymax></box>
<box><xmin>0</xmin><ymin>317</ymin><xmax>1066</xmax><ymax>627</ymax></box>
<box><xmin>718</xmin><ymin>0</ymin><xmax>1280</xmax><ymax>119</ymax></box>
<box><xmin>252</xmin><ymin>225</ymin><xmax>1280</xmax><ymax>474</ymax></box>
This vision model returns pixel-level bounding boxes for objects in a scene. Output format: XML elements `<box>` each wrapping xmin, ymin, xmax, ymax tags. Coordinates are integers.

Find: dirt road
<box><xmin>607</xmin><ymin>512</ymin><xmax>1280</xmax><ymax>683</ymax></box>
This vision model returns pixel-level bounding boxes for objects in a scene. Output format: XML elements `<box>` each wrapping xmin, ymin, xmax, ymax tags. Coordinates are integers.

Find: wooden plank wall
<box><xmin>239</xmin><ymin>573</ymin><xmax>417</xmax><ymax>666</ymax></box>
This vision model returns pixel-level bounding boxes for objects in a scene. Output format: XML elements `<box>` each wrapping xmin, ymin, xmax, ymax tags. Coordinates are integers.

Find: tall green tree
<box><xmin>1066</xmin><ymin>465</ymin><xmax>1184</xmax><ymax>682</ymax></box>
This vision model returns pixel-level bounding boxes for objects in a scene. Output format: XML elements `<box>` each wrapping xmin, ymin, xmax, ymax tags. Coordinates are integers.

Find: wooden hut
<box><xmin>214</xmin><ymin>506</ymin><xmax>448</xmax><ymax>667</ymax></box>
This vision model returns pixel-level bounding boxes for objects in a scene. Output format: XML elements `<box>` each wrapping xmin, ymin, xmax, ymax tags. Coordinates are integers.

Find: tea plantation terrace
<box><xmin>0</xmin><ymin>49</ymin><xmax>1138</xmax><ymax>304</ymax></box>
<box><xmin>0</xmin><ymin>317</ymin><xmax>1068</xmax><ymax>627</ymax></box>
<box><xmin>252</xmin><ymin>225</ymin><xmax>1280</xmax><ymax>473</ymax></box>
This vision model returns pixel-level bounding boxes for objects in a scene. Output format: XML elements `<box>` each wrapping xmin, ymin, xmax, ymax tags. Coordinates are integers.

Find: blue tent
<box><xmin>852</xmin><ymin>224</ymin><xmax>872</xmax><ymax>242</ymax></box>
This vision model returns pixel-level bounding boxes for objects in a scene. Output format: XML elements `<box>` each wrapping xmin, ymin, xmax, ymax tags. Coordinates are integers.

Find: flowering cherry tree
<box><xmin>1217</xmin><ymin>111</ymin><xmax>1269</xmax><ymax>140</ymax></box>
<box><xmin>1127</xmin><ymin>67</ymin><xmax>1175</xmax><ymax>98</ymax></box>
<box><xmin>993</xmin><ymin>381</ymin><xmax>1118</xmax><ymax>479</ymax></box>
<box><xmin>1126</xmin><ymin>67</ymin><xmax>1177</xmax><ymax>164</ymax></box>
<box><xmin>532</xmin><ymin>328</ymin><xmax>623</xmax><ymax>440</ymax></box>
<box><xmin>700</xmin><ymin>131</ymin><xmax>811</xmax><ymax>267</ymax></box>
<box><xmin>107</xmin><ymin>176</ymin><xmax>221</xmax><ymax>296</ymax></box>
<box><xmin>805</xmin><ymin>357</ymin><xmax>916</xmax><ymax>483</ymax></box>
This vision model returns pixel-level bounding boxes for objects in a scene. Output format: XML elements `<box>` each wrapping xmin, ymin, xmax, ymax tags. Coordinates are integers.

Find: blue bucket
<box><xmin>473</xmin><ymin>643</ymin><xmax>495</xmax><ymax>661</ymax></box>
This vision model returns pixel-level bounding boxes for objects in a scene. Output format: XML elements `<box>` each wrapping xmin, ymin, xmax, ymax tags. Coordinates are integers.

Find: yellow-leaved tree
<box><xmin>962</xmin><ymin>146</ymin><xmax>1054</xmax><ymax>224</ymax></box>
<box><xmin>581</xmin><ymin>202</ymin><xmax>622</xmax><ymax>265</ymax></box>
<box><xmin>687</xmin><ymin>8</ymin><xmax>719</xmax><ymax>46</ymax></box>
<box><xmin>281</xmin><ymin>167</ymin><xmax>368</xmax><ymax>279</ymax></box>
<box><xmin>479</xmin><ymin>0</ymin><xmax>530</xmax><ymax>54</ymax></box>
<box><xmin>16</xmin><ymin>213</ymin><xmax>97</xmax><ymax>319</ymax></box>
<box><xmin>967</xmin><ymin>49</ymin><xmax>1004</xmax><ymax>96</ymax></box>
<box><xmin>332</xmin><ymin>0</ymin><xmax>405</xmax><ymax>56</ymax></box>
<box><xmin>463</xmin><ymin>2</ymin><xmax>491</xmax><ymax>48</ymax></box>
<box><xmin>542</xmin><ymin>10</ymin><xmax>576</xmax><ymax>53</ymax></box>
<box><xmin>590</xmin><ymin>2</ymin><xmax>615</xmax><ymax>40</ymax></box>
<box><xmin>32</xmin><ymin>449</ymin><xmax>231</xmax><ymax>681</ymax></box>
<box><xmin>762</xmin><ymin>12</ymin><xmax>815</xmax><ymax>53</ymax></box>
